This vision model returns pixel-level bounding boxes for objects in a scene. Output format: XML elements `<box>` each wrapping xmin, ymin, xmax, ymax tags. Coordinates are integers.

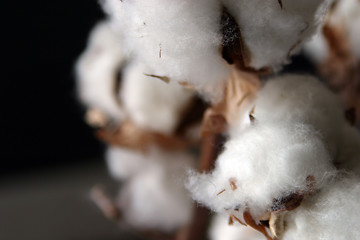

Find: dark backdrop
<box><xmin>3</xmin><ymin>1</ymin><xmax>106</xmax><ymax>175</ymax></box>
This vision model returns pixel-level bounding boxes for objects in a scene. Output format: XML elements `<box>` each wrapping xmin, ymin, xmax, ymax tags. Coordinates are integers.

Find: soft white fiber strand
<box><xmin>209</xmin><ymin>214</ymin><xmax>264</xmax><ymax>240</ymax></box>
<box><xmin>120</xmin><ymin>60</ymin><xmax>194</xmax><ymax>135</ymax></box>
<box><xmin>117</xmin><ymin>0</ymin><xmax>230</xmax><ymax>101</ymax></box>
<box><xmin>282</xmin><ymin>174</ymin><xmax>360</xmax><ymax>240</ymax></box>
<box><xmin>222</xmin><ymin>0</ymin><xmax>332</xmax><ymax>70</ymax></box>
<box><xmin>117</xmin><ymin>147</ymin><xmax>195</xmax><ymax>232</ymax></box>
<box><xmin>76</xmin><ymin>20</ymin><xmax>126</xmax><ymax>120</ymax></box>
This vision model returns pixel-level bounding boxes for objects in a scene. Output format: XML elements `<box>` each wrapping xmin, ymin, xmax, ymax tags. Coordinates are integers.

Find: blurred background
<box><xmin>2</xmin><ymin>1</ymin><xmax>143</xmax><ymax>239</ymax></box>
<box><xmin>1</xmin><ymin>1</ymin><xmax>316</xmax><ymax>239</ymax></box>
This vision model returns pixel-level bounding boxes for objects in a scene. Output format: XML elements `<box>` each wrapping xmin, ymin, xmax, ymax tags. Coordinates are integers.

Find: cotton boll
<box><xmin>282</xmin><ymin>174</ymin><xmax>360</xmax><ymax>240</ymax></box>
<box><xmin>188</xmin><ymin>123</ymin><xmax>336</xmax><ymax>218</ymax></box>
<box><xmin>252</xmin><ymin>74</ymin><xmax>345</xmax><ymax>156</ymax></box>
<box><xmin>222</xmin><ymin>0</ymin><xmax>332</xmax><ymax>70</ymax></box>
<box><xmin>120</xmin><ymin>60</ymin><xmax>194</xmax><ymax>135</ymax></box>
<box><xmin>209</xmin><ymin>214</ymin><xmax>264</xmax><ymax>240</ymax></box>
<box><xmin>117</xmin><ymin>148</ymin><xmax>195</xmax><ymax>232</ymax></box>
<box><xmin>120</xmin><ymin>0</ymin><xmax>230</xmax><ymax>101</ymax></box>
<box><xmin>106</xmin><ymin>146</ymin><xmax>151</xmax><ymax>180</ymax></box>
<box><xmin>76</xmin><ymin>20</ymin><xmax>125</xmax><ymax>120</ymax></box>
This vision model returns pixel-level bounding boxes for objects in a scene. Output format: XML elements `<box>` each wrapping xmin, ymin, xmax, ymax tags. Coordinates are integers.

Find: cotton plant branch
<box><xmin>75</xmin><ymin>1</ymin><xmax>360</xmax><ymax>240</ymax></box>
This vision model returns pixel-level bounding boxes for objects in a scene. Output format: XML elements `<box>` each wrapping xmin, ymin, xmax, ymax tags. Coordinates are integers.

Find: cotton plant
<box><xmin>76</xmin><ymin>0</ymin><xmax>360</xmax><ymax>239</ymax></box>
<box><xmin>76</xmin><ymin>19</ymin><xmax>199</xmax><ymax>233</ymax></box>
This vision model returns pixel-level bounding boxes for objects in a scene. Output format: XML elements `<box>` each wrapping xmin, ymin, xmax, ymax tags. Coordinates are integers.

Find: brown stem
<box><xmin>177</xmin><ymin>133</ymin><xmax>225</xmax><ymax>240</ymax></box>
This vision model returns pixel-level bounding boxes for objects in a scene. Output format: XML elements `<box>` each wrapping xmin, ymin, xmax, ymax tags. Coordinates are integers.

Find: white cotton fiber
<box><xmin>251</xmin><ymin>75</ymin><xmax>345</xmax><ymax>156</ymax></box>
<box><xmin>116</xmin><ymin>0</ymin><xmax>230</xmax><ymax>100</ymax></box>
<box><xmin>76</xmin><ymin>20</ymin><xmax>126</xmax><ymax>120</ymax></box>
<box><xmin>187</xmin><ymin>74</ymin><xmax>355</xmax><ymax>219</ymax></box>
<box><xmin>105</xmin><ymin>146</ymin><xmax>151</xmax><ymax>180</ymax></box>
<box><xmin>188</xmin><ymin>122</ymin><xmax>336</xmax><ymax>218</ymax></box>
<box><xmin>209</xmin><ymin>214</ymin><xmax>264</xmax><ymax>240</ymax></box>
<box><xmin>120</xmin><ymin>60</ymin><xmax>194</xmax><ymax>135</ymax></box>
<box><xmin>221</xmin><ymin>0</ymin><xmax>332</xmax><ymax>70</ymax></box>
<box><xmin>117</xmin><ymin>148</ymin><xmax>195</xmax><ymax>232</ymax></box>
<box><xmin>282</xmin><ymin>174</ymin><xmax>360</xmax><ymax>240</ymax></box>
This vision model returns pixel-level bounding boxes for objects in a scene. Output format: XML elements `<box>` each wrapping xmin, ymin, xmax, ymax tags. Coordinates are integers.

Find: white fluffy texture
<box><xmin>120</xmin><ymin>60</ymin><xmax>194</xmax><ymax>135</ymax></box>
<box><xmin>330</xmin><ymin>0</ymin><xmax>360</xmax><ymax>58</ymax></box>
<box><xmin>305</xmin><ymin>0</ymin><xmax>360</xmax><ymax>62</ymax></box>
<box><xmin>76</xmin><ymin>21</ymin><xmax>125</xmax><ymax>120</ymax></box>
<box><xmin>117</xmin><ymin>148</ymin><xmax>195</xmax><ymax>232</ymax></box>
<box><xmin>222</xmin><ymin>0</ymin><xmax>332</xmax><ymax>70</ymax></box>
<box><xmin>282</xmin><ymin>175</ymin><xmax>360</xmax><ymax>240</ymax></box>
<box><xmin>188</xmin><ymin>123</ymin><xmax>336</xmax><ymax>218</ymax></box>
<box><xmin>187</xmin><ymin>74</ymin><xmax>356</xmax><ymax>218</ymax></box>
<box><xmin>209</xmin><ymin>214</ymin><xmax>264</xmax><ymax>240</ymax></box>
<box><xmin>303</xmin><ymin>32</ymin><xmax>329</xmax><ymax>63</ymax></box>
<box><xmin>106</xmin><ymin>0</ymin><xmax>230</xmax><ymax>101</ymax></box>
<box><xmin>106</xmin><ymin>146</ymin><xmax>150</xmax><ymax>180</ymax></box>
<box><xmin>252</xmin><ymin>75</ymin><xmax>344</xmax><ymax>156</ymax></box>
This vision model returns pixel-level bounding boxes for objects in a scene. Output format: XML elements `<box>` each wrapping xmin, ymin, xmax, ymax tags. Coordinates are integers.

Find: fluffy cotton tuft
<box><xmin>116</xmin><ymin>147</ymin><xmax>195</xmax><ymax>232</ymax></box>
<box><xmin>101</xmin><ymin>0</ymin><xmax>334</xmax><ymax>101</ymax></box>
<box><xmin>250</xmin><ymin>75</ymin><xmax>345</xmax><ymax>156</ymax></box>
<box><xmin>187</xmin><ymin>74</ymin><xmax>359</xmax><ymax>219</ymax></box>
<box><xmin>105</xmin><ymin>0</ymin><xmax>230</xmax><ymax>100</ymax></box>
<box><xmin>209</xmin><ymin>214</ymin><xmax>264</xmax><ymax>240</ymax></box>
<box><xmin>188</xmin><ymin>123</ymin><xmax>336</xmax><ymax>218</ymax></box>
<box><xmin>282</xmin><ymin>174</ymin><xmax>360</xmax><ymax>240</ymax></box>
<box><xmin>222</xmin><ymin>0</ymin><xmax>332</xmax><ymax>70</ymax></box>
<box><xmin>120</xmin><ymin>60</ymin><xmax>194</xmax><ymax>135</ymax></box>
<box><xmin>76</xmin><ymin>21</ymin><xmax>126</xmax><ymax>120</ymax></box>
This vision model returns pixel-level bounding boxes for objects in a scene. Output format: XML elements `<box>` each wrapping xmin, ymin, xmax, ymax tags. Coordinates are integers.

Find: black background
<box><xmin>3</xmin><ymin>1</ymin><xmax>106</xmax><ymax>175</ymax></box>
